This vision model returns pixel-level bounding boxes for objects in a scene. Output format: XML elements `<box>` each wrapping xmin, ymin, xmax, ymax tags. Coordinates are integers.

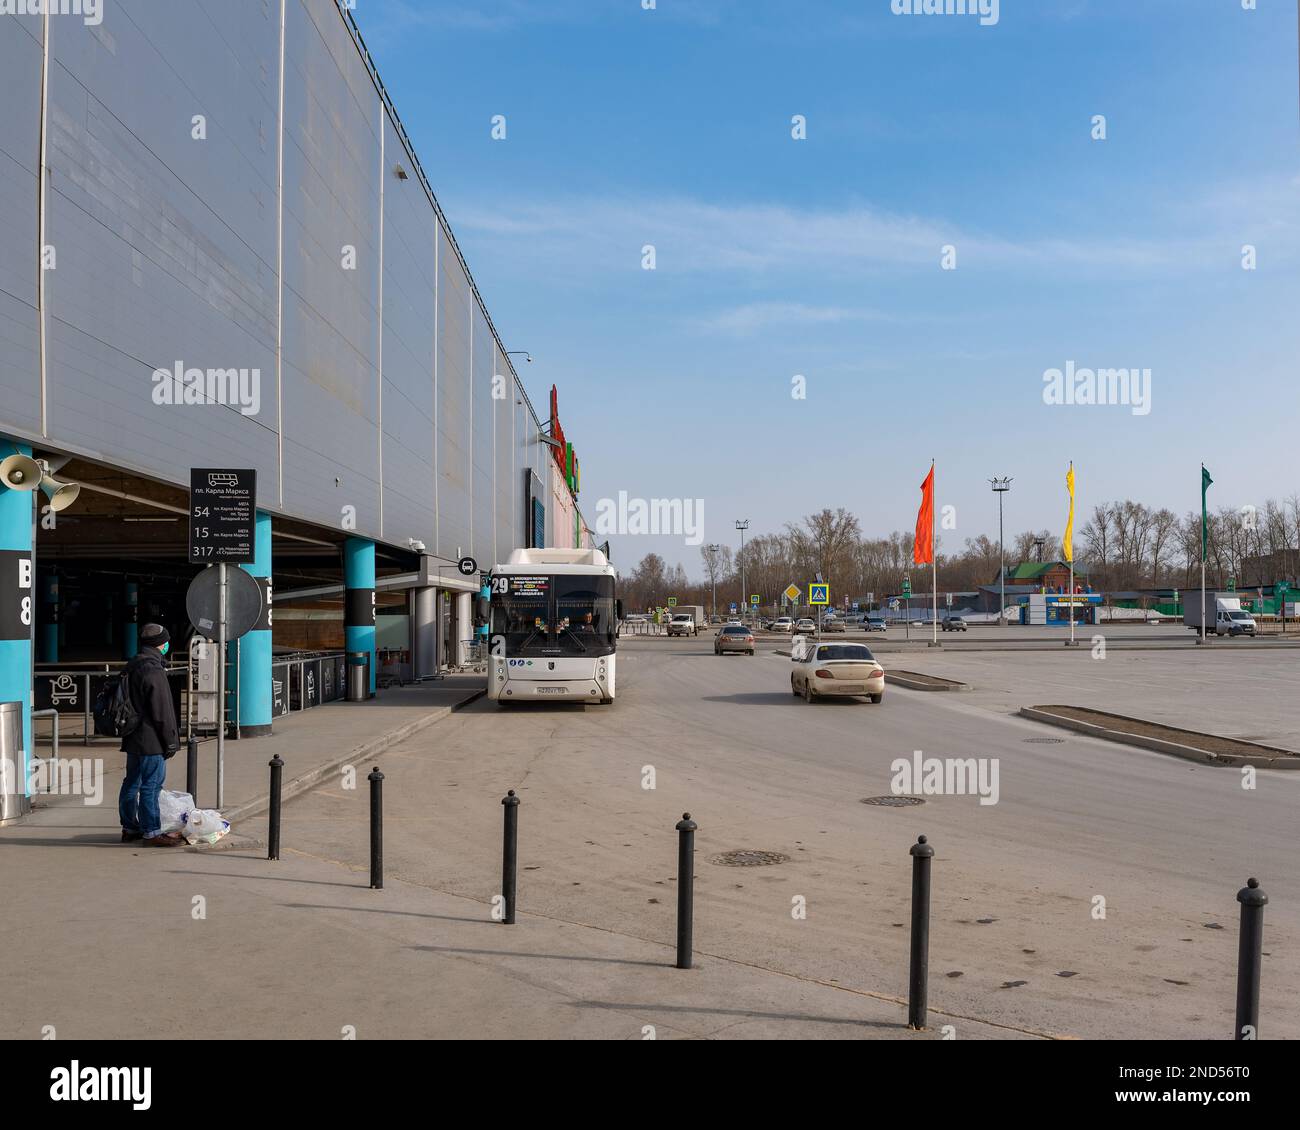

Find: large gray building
<box><xmin>0</xmin><ymin>0</ymin><xmax>593</xmax><ymax>781</ymax></box>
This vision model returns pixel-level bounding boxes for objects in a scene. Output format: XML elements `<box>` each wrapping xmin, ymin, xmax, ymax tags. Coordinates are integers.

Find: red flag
<box><xmin>914</xmin><ymin>464</ymin><xmax>934</xmax><ymax>565</ymax></box>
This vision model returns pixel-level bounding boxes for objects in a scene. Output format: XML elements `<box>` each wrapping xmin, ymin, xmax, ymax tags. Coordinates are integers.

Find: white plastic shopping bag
<box><xmin>158</xmin><ymin>789</ymin><xmax>195</xmax><ymax>834</ymax></box>
<box><xmin>181</xmin><ymin>808</ymin><xmax>231</xmax><ymax>846</ymax></box>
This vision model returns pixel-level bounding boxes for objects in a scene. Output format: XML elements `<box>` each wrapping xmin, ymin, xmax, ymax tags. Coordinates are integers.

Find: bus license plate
<box><xmin>536</xmin><ymin>686</ymin><xmax>568</xmax><ymax>695</ymax></box>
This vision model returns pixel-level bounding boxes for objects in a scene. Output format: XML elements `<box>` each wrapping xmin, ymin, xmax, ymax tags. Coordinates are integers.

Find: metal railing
<box><xmin>30</xmin><ymin>709</ymin><xmax>59</xmax><ymax>791</ymax></box>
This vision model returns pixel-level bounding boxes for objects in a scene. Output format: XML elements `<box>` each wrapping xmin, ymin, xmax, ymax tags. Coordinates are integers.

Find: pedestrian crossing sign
<box><xmin>809</xmin><ymin>584</ymin><xmax>829</xmax><ymax>606</ymax></box>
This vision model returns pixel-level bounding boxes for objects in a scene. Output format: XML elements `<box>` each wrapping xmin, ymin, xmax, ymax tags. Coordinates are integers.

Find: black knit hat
<box><xmin>140</xmin><ymin>623</ymin><xmax>170</xmax><ymax>648</ymax></box>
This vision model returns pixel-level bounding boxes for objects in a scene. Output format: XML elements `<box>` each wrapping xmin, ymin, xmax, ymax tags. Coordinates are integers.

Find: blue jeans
<box><xmin>119</xmin><ymin>753</ymin><xmax>167</xmax><ymax>838</ymax></box>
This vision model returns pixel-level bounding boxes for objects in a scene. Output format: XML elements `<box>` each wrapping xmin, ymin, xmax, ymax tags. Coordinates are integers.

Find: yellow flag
<box><xmin>1063</xmin><ymin>463</ymin><xmax>1075</xmax><ymax>563</ymax></box>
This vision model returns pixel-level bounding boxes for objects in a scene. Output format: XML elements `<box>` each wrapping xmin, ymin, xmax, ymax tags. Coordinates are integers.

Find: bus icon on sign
<box><xmin>809</xmin><ymin>584</ymin><xmax>829</xmax><ymax>606</ymax></box>
<box><xmin>207</xmin><ymin>472</ymin><xmax>238</xmax><ymax>487</ymax></box>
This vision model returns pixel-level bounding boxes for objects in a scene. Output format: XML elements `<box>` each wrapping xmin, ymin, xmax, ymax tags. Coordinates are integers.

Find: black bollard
<box><xmin>186</xmin><ymin>736</ymin><xmax>199</xmax><ymax>806</ymax></box>
<box><xmin>1234</xmin><ymin>877</ymin><xmax>1268</xmax><ymax>1040</ymax></box>
<box><xmin>267</xmin><ymin>754</ymin><xmax>283</xmax><ymax>861</ymax></box>
<box><xmin>908</xmin><ymin>834</ymin><xmax>934</xmax><ymax>1030</ymax></box>
<box><xmin>675</xmin><ymin>812</ymin><xmax>698</xmax><ymax>969</ymax></box>
<box><xmin>368</xmin><ymin>767</ymin><xmax>384</xmax><ymax>890</ymax></box>
<box><xmin>501</xmin><ymin>790</ymin><xmax>520</xmax><ymax>924</ymax></box>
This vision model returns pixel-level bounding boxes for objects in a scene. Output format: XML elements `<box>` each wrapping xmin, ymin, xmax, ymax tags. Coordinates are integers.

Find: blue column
<box><xmin>344</xmin><ymin>537</ymin><xmax>376</xmax><ymax>696</ymax></box>
<box><xmin>230</xmin><ymin>511</ymin><xmax>272</xmax><ymax>735</ymax></box>
<box><xmin>123</xmin><ymin>581</ymin><xmax>138</xmax><ymax>658</ymax></box>
<box><xmin>0</xmin><ymin>441</ymin><xmax>34</xmax><ymax>813</ymax></box>
<box><xmin>41</xmin><ymin>572</ymin><xmax>58</xmax><ymax>663</ymax></box>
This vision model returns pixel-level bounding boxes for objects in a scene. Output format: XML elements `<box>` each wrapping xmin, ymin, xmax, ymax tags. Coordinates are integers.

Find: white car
<box><xmin>793</xmin><ymin>618</ymin><xmax>817</xmax><ymax>635</ymax></box>
<box><xmin>772</xmin><ymin>617</ymin><xmax>794</xmax><ymax>633</ymax></box>
<box><xmin>790</xmin><ymin>641</ymin><xmax>885</xmax><ymax>704</ymax></box>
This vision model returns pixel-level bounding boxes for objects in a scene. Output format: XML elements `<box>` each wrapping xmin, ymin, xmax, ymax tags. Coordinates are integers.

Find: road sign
<box><xmin>189</xmin><ymin>468</ymin><xmax>255</xmax><ymax>564</ymax></box>
<box><xmin>667</xmin><ymin>597</ymin><xmax>677</xmax><ymax>607</ymax></box>
<box><xmin>750</xmin><ymin>594</ymin><xmax>760</xmax><ymax>606</ymax></box>
<box><xmin>729</xmin><ymin>602</ymin><xmax>737</xmax><ymax>612</ymax></box>
<box><xmin>1228</xmin><ymin>576</ymin><xmax>1236</xmax><ymax>590</ymax></box>
<box><xmin>1277</xmin><ymin>582</ymin><xmax>1289</xmax><ymax>595</ymax></box>
<box><xmin>902</xmin><ymin>579</ymin><xmax>912</xmax><ymax>596</ymax></box>
<box><xmin>890</xmin><ymin>599</ymin><xmax>900</xmax><ymax>610</ymax></box>
<box><xmin>186</xmin><ymin>566</ymin><xmax>263</xmax><ymax>642</ymax></box>
<box><xmin>1172</xmin><ymin>589</ymin><xmax>1179</xmax><ymax>603</ymax></box>
<box><xmin>783</xmin><ymin>583</ymin><xmax>800</xmax><ymax>602</ymax></box>
<box><xmin>457</xmin><ymin>556</ymin><xmax>478</xmax><ymax>576</ymax></box>
<box><xmin>809</xmin><ymin>584</ymin><xmax>829</xmax><ymax>606</ymax></box>
<box><xmin>946</xmin><ymin>592</ymin><xmax>953</xmax><ymax>608</ymax></box>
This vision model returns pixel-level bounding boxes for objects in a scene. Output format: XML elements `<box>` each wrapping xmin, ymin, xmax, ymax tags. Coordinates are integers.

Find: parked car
<box><xmin>714</xmin><ymin>625</ymin><xmax>755</xmax><ymax>655</ymax></box>
<box><xmin>822</xmin><ymin>618</ymin><xmax>846</xmax><ymax>633</ymax></box>
<box><xmin>864</xmin><ymin>617</ymin><xmax>887</xmax><ymax>632</ymax></box>
<box><xmin>790</xmin><ymin>641</ymin><xmax>884</xmax><ymax>704</ymax></box>
<box><xmin>709</xmin><ymin>615</ymin><xmax>722</xmax><ymax>624</ymax></box>
<box><xmin>772</xmin><ymin>617</ymin><xmax>794</xmax><ymax>633</ymax></box>
<box><xmin>941</xmin><ymin>616</ymin><xmax>967</xmax><ymax>632</ymax></box>
<box><xmin>624</xmin><ymin>613</ymin><xmax>649</xmax><ymax>623</ymax></box>
<box><xmin>793</xmin><ymin>618</ymin><xmax>817</xmax><ymax>635</ymax></box>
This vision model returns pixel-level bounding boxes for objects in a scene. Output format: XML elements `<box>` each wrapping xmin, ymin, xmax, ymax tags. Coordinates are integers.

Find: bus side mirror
<box><xmin>476</xmin><ymin>596</ymin><xmax>491</xmax><ymax>620</ymax></box>
<box><xmin>616</xmin><ymin>599</ymin><xmax>624</xmax><ymax>621</ymax></box>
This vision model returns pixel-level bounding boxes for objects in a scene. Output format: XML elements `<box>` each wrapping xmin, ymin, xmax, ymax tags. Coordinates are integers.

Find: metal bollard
<box><xmin>501</xmin><ymin>789</ymin><xmax>520</xmax><ymax>924</ymax></box>
<box><xmin>186</xmin><ymin>737</ymin><xmax>199</xmax><ymax>806</ymax></box>
<box><xmin>908</xmin><ymin>834</ymin><xmax>934</xmax><ymax>1030</ymax></box>
<box><xmin>675</xmin><ymin>812</ymin><xmax>698</xmax><ymax>969</ymax></box>
<box><xmin>267</xmin><ymin>754</ymin><xmax>283</xmax><ymax>861</ymax></box>
<box><xmin>368</xmin><ymin>767</ymin><xmax>384</xmax><ymax>890</ymax></box>
<box><xmin>1234</xmin><ymin>877</ymin><xmax>1268</xmax><ymax>1040</ymax></box>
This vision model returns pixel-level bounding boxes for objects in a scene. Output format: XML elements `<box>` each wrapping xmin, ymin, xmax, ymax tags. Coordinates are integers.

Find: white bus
<box><xmin>486</xmin><ymin>547</ymin><xmax>619</xmax><ymax>705</ymax></box>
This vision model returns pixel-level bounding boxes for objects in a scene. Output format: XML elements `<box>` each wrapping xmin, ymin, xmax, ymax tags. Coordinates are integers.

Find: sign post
<box><xmin>189</xmin><ymin>470</ymin><xmax>256</xmax><ymax>808</ymax></box>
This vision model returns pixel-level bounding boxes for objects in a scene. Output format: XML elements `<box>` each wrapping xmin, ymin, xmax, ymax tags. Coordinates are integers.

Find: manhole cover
<box><xmin>710</xmin><ymin>850</ymin><xmax>789</xmax><ymax>867</ymax></box>
<box><xmin>860</xmin><ymin>796</ymin><xmax>926</xmax><ymax>807</ymax></box>
<box><xmin>1023</xmin><ymin>738</ymin><xmax>1065</xmax><ymax>744</ymax></box>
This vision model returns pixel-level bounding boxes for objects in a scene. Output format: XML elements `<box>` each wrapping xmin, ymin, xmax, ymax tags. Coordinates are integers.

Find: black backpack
<box><xmin>93</xmin><ymin>670</ymin><xmax>142</xmax><ymax>738</ymax></box>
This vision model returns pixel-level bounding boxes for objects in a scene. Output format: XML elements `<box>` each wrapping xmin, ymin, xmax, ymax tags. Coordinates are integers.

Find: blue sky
<box><xmin>354</xmin><ymin>0</ymin><xmax>1300</xmax><ymax>575</ymax></box>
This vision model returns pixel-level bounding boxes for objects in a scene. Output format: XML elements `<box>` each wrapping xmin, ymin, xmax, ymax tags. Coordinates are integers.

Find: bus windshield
<box><xmin>491</xmin><ymin>573</ymin><xmax>616</xmax><ymax>657</ymax></box>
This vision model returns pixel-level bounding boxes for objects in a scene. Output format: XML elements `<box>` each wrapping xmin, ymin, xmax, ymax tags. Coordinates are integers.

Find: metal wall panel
<box><xmin>470</xmin><ymin>301</ymin><xmax>493</xmax><ymax>565</ymax></box>
<box><xmin>495</xmin><ymin>342</ymin><xmax>517</xmax><ymax>563</ymax></box>
<box><xmin>280</xmin><ymin>0</ymin><xmax>380</xmax><ymax>535</ymax></box>
<box><xmin>0</xmin><ymin>12</ymin><xmax>43</xmax><ymax>435</ymax></box>
<box><xmin>42</xmin><ymin>1</ymin><xmax>280</xmax><ymax>490</ymax></box>
<box><xmin>379</xmin><ymin>112</ymin><xmax>436</xmax><ymax>543</ymax></box>
<box><xmin>436</xmin><ymin>221</ymin><xmax>471</xmax><ymax>559</ymax></box>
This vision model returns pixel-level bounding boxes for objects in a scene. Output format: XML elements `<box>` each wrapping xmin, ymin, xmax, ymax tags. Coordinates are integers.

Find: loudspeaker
<box><xmin>39</xmin><ymin>474</ymin><xmax>80</xmax><ymax>512</ymax></box>
<box><xmin>0</xmin><ymin>453</ymin><xmax>41</xmax><ymax>490</ymax></box>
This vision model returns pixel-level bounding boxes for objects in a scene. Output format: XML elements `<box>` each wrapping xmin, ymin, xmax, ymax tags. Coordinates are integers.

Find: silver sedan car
<box><xmin>715</xmin><ymin>625</ymin><xmax>755</xmax><ymax>655</ymax></box>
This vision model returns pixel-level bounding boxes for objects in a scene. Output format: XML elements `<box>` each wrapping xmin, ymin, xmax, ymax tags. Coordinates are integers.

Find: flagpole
<box><xmin>931</xmin><ymin>459</ymin><xmax>938</xmax><ymax>647</ymax></box>
<box><xmin>1068</xmin><ymin>461</ymin><xmax>1075</xmax><ymax>646</ymax></box>
<box><xmin>1200</xmin><ymin>463</ymin><xmax>1207</xmax><ymax>646</ymax></box>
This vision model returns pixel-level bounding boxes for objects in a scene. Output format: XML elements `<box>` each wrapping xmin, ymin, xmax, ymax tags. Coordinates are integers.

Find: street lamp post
<box><xmin>705</xmin><ymin>543</ymin><xmax>722</xmax><ymax>621</ymax></box>
<box><xmin>736</xmin><ymin>520</ymin><xmax>750</xmax><ymax>625</ymax></box>
<box><xmin>990</xmin><ymin>477</ymin><xmax>1012</xmax><ymax>629</ymax></box>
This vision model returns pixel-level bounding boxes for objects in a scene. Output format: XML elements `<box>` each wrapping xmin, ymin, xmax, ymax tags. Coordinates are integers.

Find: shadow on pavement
<box><xmin>568</xmin><ymin>999</ymin><xmax>909</xmax><ymax>1031</ymax></box>
<box><xmin>411</xmin><ymin>944</ymin><xmax>668</xmax><ymax>969</ymax></box>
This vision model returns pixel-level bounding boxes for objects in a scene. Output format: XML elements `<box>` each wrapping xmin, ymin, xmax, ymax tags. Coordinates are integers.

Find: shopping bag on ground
<box><xmin>158</xmin><ymin>789</ymin><xmax>195</xmax><ymax>834</ymax></box>
<box><xmin>181</xmin><ymin>808</ymin><xmax>231</xmax><ymax>846</ymax></box>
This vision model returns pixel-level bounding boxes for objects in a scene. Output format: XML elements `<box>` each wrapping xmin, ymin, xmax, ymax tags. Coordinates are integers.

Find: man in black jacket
<box><xmin>118</xmin><ymin>623</ymin><xmax>183</xmax><ymax>846</ymax></box>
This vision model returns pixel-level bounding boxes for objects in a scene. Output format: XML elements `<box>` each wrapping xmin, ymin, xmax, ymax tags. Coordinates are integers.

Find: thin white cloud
<box><xmin>697</xmin><ymin>301</ymin><xmax>898</xmax><ymax>336</ymax></box>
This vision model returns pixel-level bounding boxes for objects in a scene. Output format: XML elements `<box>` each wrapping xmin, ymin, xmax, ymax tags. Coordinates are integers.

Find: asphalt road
<box><xmin>268</xmin><ymin>634</ymin><xmax>1300</xmax><ymax>1040</ymax></box>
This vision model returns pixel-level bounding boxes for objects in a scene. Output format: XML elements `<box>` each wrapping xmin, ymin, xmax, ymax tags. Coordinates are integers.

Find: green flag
<box><xmin>1201</xmin><ymin>465</ymin><xmax>1213</xmax><ymax>561</ymax></box>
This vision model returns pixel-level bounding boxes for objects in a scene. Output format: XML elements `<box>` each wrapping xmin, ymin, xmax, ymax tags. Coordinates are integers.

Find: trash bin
<box><xmin>346</xmin><ymin>652</ymin><xmax>370</xmax><ymax>702</ymax></box>
<box><xmin>0</xmin><ymin>701</ymin><xmax>31</xmax><ymax>824</ymax></box>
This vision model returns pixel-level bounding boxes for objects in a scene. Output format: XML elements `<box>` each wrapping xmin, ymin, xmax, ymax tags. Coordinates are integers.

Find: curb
<box><xmin>886</xmin><ymin>671</ymin><xmax>972</xmax><ymax>693</ymax></box>
<box><xmin>1017</xmin><ymin>706</ymin><xmax>1299</xmax><ymax>770</ymax></box>
<box><xmin>223</xmin><ymin>689</ymin><xmax>487</xmax><ymax>825</ymax></box>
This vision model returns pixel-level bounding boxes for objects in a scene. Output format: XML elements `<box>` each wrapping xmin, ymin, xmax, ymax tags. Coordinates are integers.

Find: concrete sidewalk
<box><xmin>3</xmin><ymin>673</ymin><xmax>1041</xmax><ymax>1041</ymax></box>
<box><xmin>23</xmin><ymin>674</ymin><xmax>485</xmax><ymax>829</ymax></box>
<box><xmin>1</xmin><ymin>796</ymin><xmax>1035</xmax><ymax>1041</ymax></box>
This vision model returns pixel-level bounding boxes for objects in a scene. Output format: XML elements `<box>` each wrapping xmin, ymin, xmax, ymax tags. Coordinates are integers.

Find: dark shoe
<box><xmin>121</xmin><ymin>830</ymin><xmax>144</xmax><ymax>843</ymax></box>
<box><xmin>142</xmin><ymin>833</ymin><xmax>184</xmax><ymax>848</ymax></box>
